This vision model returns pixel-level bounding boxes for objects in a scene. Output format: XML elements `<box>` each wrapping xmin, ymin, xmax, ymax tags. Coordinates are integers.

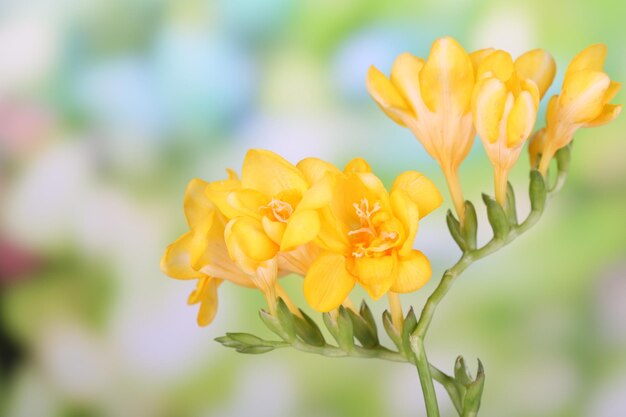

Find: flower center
<box><xmin>261</xmin><ymin>198</ymin><xmax>294</xmax><ymax>223</ymax></box>
<box><xmin>348</xmin><ymin>198</ymin><xmax>399</xmax><ymax>258</ymax></box>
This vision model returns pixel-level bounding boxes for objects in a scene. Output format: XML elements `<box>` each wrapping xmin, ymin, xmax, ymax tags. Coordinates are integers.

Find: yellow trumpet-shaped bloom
<box><xmin>367</xmin><ymin>37</ymin><xmax>477</xmax><ymax>222</ymax></box>
<box><xmin>472</xmin><ymin>49</ymin><xmax>554</xmax><ymax>205</ymax></box>
<box><xmin>303</xmin><ymin>158</ymin><xmax>442</xmax><ymax>312</ymax></box>
<box><xmin>161</xmin><ymin>177</ymin><xmax>255</xmax><ymax>326</ymax></box>
<box><xmin>205</xmin><ymin>149</ymin><xmax>332</xmax><ymax>314</ymax></box>
<box><xmin>536</xmin><ymin>44</ymin><xmax>621</xmax><ymax>175</ymax></box>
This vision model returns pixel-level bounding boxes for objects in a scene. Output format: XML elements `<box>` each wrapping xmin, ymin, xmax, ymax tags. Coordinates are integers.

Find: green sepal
<box><xmin>347</xmin><ymin>308</ymin><xmax>379</xmax><ymax>348</ymax></box>
<box><xmin>236</xmin><ymin>345</ymin><xmax>276</xmax><ymax>354</ymax></box>
<box><xmin>505</xmin><ymin>182</ymin><xmax>518</xmax><ymax>225</ymax></box>
<box><xmin>294</xmin><ymin>309</ymin><xmax>326</xmax><ymax>347</ymax></box>
<box><xmin>259</xmin><ymin>309</ymin><xmax>290</xmax><ymax>342</ymax></box>
<box><xmin>482</xmin><ymin>193</ymin><xmax>510</xmax><ymax>239</ymax></box>
<box><xmin>215</xmin><ymin>332</ymin><xmax>283</xmax><ymax>355</ymax></box>
<box><xmin>323</xmin><ymin>309</ymin><xmax>355</xmax><ymax>352</ymax></box>
<box><xmin>336</xmin><ymin>306</ymin><xmax>355</xmax><ymax>351</ymax></box>
<box><xmin>463</xmin><ymin>359</ymin><xmax>485</xmax><ymax>414</ymax></box>
<box><xmin>401</xmin><ymin>308</ymin><xmax>418</xmax><ymax>355</ymax></box>
<box><xmin>529</xmin><ymin>170</ymin><xmax>547</xmax><ymax>212</ymax></box>
<box><xmin>462</xmin><ymin>201</ymin><xmax>478</xmax><ymax>251</ymax></box>
<box><xmin>359</xmin><ymin>301</ymin><xmax>377</xmax><ymax>334</ymax></box>
<box><xmin>382</xmin><ymin>310</ymin><xmax>402</xmax><ymax>351</ymax></box>
<box><xmin>454</xmin><ymin>355</ymin><xmax>473</xmax><ymax>386</ymax></box>
<box><xmin>446</xmin><ymin>210</ymin><xmax>466</xmax><ymax>250</ymax></box>
<box><xmin>555</xmin><ymin>143</ymin><xmax>571</xmax><ymax>173</ymax></box>
<box><xmin>276</xmin><ymin>298</ymin><xmax>296</xmax><ymax>342</ymax></box>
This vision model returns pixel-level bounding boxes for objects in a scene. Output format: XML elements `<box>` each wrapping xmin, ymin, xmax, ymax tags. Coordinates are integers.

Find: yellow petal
<box><xmin>161</xmin><ymin>232</ymin><xmax>202</xmax><ymax>279</ymax></box>
<box><xmin>355</xmin><ymin>172</ymin><xmax>389</xmax><ymax>203</ymax></box>
<box><xmin>565</xmin><ymin>43</ymin><xmax>607</xmax><ymax>80</ymax></box>
<box><xmin>476</xmin><ymin>50</ymin><xmax>514</xmax><ymax>82</ymax></box>
<box><xmin>514</xmin><ymin>49</ymin><xmax>556</xmax><ymax>98</ymax></box>
<box><xmin>390</xmin><ymin>250</ymin><xmax>432</xmax><ymax>293</ymax></box>
<box><xmin>297</xmin><ymin>172</ymin><xmax>335</xmax><ymax>212</ymax></box>
<box><xmin>344</xmin><ymin>157</ymin><xmax>372</xmax><ymax>174</ymax></box>
<box><xmin>546</xmin><ymin>94</ymin><xmax>558</xmax><ymax>124</ymax></box>
<box><xmin>391</xmin><ymin>171</ymin><xmax>443</xmax><ymax>218</ymax></box>
<box><xmin>205</xmin><ymin>177</ymin><xmax>242</xmax><ymax>219</ymax></box>
<box><xmin>296</xmin><ymin>157</ymin><xmax>341</xmax><ymax>184</ymax></box>
<box><xmin>390</xmin><ymin>189</ymin><xmax>419</xmax><ymax>256</ymax></box>
<box><xmin>351</xmin><ymin>254</ymin><xmax>396</xmax><ymax>300</ymax></box>
<box><xmin>304</xmin><ymin>252</ymin><xmax>355</xmax><ymax>312</ymax></box>
<box><xmin>528</xmin><ymin>128</ymin><xmax>546</xmax><ymax>168</ymax></box>
<box><xmin>188</xmin><ymin>277</ymin><xmax>221</xmax><ymax>327</ymax></box>
<box><xmin>506</xmin><ymin>90</ymin><xmax>537</xmax><ymax>148</ymax></box>
<box><xmin>183</xmin><ymin>179</ymin><xmax>213</xmax><ymax>229</ymax></box>
<box><xmin>472</xmin><ymin>77</ymin><xmax>508</xmax><ymax>143</ymax></box>
<box><xmin>520</xmin><ymin>77</ymin><xmax>541</xmax><ymax>109</ymax></box>
<box><xmin>316</xmin><ymin>206</ymin><xmax>351</xmax><ymax>254</ymax></box>
<box><xmin>604</xmin><ymin>81</ymin><xmax>621</xmax><ymax>102</ymax></box>
<box><xmin>469</xmin><ymin>48</ymin><xmax>495</xmax><ymax>73</ymax></box>
<box><xmin>225</xmin><ymin>217</ymin><xmax>278</xmax><ymax>270</ymax></box>
<box><xmin>366</xmin><ymin>65</ymin><xmax>411</xmax><ymax>126</ymax></box>
<box><xmin>281</xmin><ymin>209</ymin><xmax>321</xmax><ymax>252</ymax></box>
<box><xmin>262</xmin><ymin>216</ymin><xmax>286</xmax><ymax>245</ymax></box>
<box><xmin>585</xmin><ymin>104</ymin><xmax>622</xmax><ymax>127</ymax></box>
<box><xmin>226</xmin><ymin>188</ymin><xmax>267</xmax><ymax>219</ymax></box>
<box><xmin>242</xmin><ymin>149</ymin><xmax>308</xmax><ymax>197</ymax></box>
<box><xmin>419</xmin><ymin>37</ymin><xmax>474</xmax><ymax>113</ymax></box>
<box><xmin>390</xmin><ymin>52</ymin><xmax>425</xmax><ymax>114</ymax></box>
<box><xmin>560</xmin><ymin>70</ymin><xmax>611</xmax><ymax>123</ymax></box>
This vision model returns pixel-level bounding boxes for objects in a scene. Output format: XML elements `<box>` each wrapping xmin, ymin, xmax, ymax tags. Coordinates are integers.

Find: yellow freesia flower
<box><xmin>536</xmin><ymin>44</ymin><xmax>621</xmax><ymax>175</ymax></box>
<box><xmin>472</xmin><ymin>49</ymin><xmax>555</xmax><ymax>205</ymax></box>
<box><xmin>303</xmin><ymin>158</ymin><xmax>442</xmax><ymax>312</ymax></box>
<box><xmin>205</xmin><ymin>149</ymin><xmax>332</xmax><ymax>314</ymax></box>
<box><xmin>367</xmin><ymin>37</ymin><xmax>475</xmax><ymax>222</ymax></box>
<box><xmin>161</xmin><ymin>177</ymin><xmax>255</xmax><ymax>326</ymax></box>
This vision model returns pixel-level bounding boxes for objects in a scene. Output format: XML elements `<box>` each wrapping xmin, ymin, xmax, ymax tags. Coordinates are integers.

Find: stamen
<box><xmin>261</xmin><ymin>198</ymin><xmax>294</xmax><ymax>223</ymax></box>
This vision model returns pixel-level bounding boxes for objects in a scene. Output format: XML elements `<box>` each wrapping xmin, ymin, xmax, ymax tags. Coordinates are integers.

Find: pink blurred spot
<box><xmin>0</xmin><ymin>237</ymin><xmax>42</xmax><ymax>284</ymax></box>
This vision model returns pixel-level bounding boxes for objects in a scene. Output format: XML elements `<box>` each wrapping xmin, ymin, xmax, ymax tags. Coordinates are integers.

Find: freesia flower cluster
<box><xmin>162</xmin><ymin>150</ymin><xmax>442</xmax><ymax>325</ymax></box>
<box><xmin>162</xmin><ymin>37</ymin><xmax>620</xmax><ymax>329</ymax></box>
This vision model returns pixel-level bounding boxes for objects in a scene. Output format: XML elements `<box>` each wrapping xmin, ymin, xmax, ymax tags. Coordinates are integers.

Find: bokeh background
<box><xmin>1</xmin><ymin>0</ymin><xmax>625</xmax><ymax>416</ymax></box>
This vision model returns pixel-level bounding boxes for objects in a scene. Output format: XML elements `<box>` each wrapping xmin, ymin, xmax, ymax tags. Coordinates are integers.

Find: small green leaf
<box><xmin>505</xmin><ymin>182</ymin><xmax>518</xmax><ymax>225</ymax></box>
<box><xmin>236</xmin><ymin>345</ymin><xmax>276</xmax><ymax>354</ymax></box>
<box><xmin>446</xmin><ymin>210</ymin><xmax>466</xmax><ymax>250</ymax></box>
<box><xmin>382</xmin><ymin>310</ymin><xmax>402</xmax><ymax>351</ymax></box>
<box><xmin>294</xmin><ymin>310</ymin><xmax>326</xmax><ymax>347</ymax></box>
<box><xmin>482</xmin><ymin>193</ymin><xmax>510</xmax><ymax>239</ymax></box>
<box><xmin>529</xmin><ymin>170</ymin><xmax>547</xmax><ymax>212</ymax></box>
<box><xmin>462</xmin><ymin>201</ymin><xmax>478</xmax><ymax>251</ymax></box>
<box><xmin>347</xmin><ymin>308</ymin><xmax>378</xmax><ymax>348</ymax></box>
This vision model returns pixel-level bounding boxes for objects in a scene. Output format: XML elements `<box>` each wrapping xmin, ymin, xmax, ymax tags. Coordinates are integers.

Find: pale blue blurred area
<box><xmin>0</xmin><ymin>1</ymin><xmax>625</xmax><ymax>417</ymax></box>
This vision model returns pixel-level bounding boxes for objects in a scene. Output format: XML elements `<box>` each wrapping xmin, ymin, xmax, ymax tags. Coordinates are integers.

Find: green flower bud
<box><xmin>529</xmin><ymin>170</ymin><xmax>547</xmax><ymax>213</ymax></box>
<box><xmin>462</xmin><ymin>201</ymin><xmax>478</xmax><ymax>250</ymax></box>
<box><xmin>482</xmin><ymin>194</ymin><xmax>510</xmax><ymax>239</ymax></box>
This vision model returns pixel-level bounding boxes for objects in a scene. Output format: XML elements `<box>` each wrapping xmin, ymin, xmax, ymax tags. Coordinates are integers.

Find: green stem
<box><xmin>414</xmin><ymin>206</ymin><xmax>543</xmax><ymax>340</ymax></box>
<box><xmin>410</xmin><ymin>336</ymin><xmax>441</xmax><ymax>417</ymax></box>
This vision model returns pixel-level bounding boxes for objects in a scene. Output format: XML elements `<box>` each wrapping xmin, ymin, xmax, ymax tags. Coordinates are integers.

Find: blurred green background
<box><xmin>0</xmin><ymin>1</ymin><xmax>625</xmax><ymax>416</ymax></box>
